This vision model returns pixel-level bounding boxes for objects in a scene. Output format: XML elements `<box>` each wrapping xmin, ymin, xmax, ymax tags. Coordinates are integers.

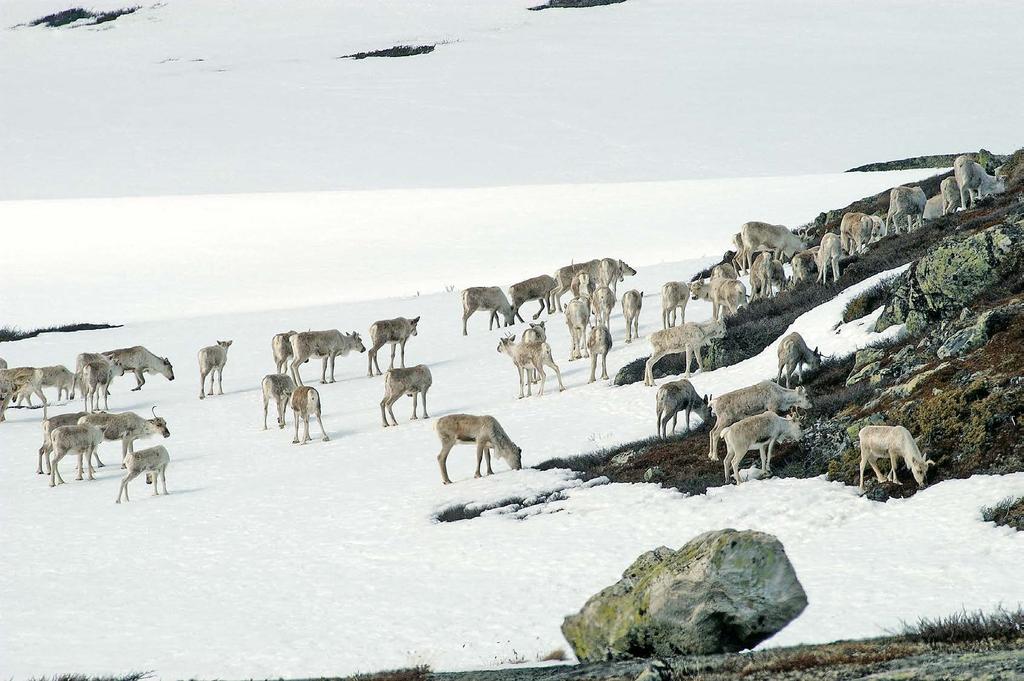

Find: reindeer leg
<box><xmin>389</xmin><ymin>343</ymin><xmax>397</xmax><ymax>371</ymax></box>
<box><xmin>438</xmin><ymin>441</ymin><xmax>455</xmax><ymax>484</ymax></box>
<box><xmin>421</xmin><ymin>388</ymin><xmax>429</xmax><ymax>418</ymax></box>
<box><xmin>474</xmin><ymin>443</ymin><xmax>485</xmax><ymax>479</ymax></box>
<box><xmin>532</xmin><ymin>299</ymin><xmax>545</xmax><ymax>320</ymax></box>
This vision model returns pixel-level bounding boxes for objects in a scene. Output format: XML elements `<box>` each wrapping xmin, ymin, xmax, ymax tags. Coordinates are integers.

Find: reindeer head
<box><xmin>496</xmin><ymin>333</ymin><xmax>516</xmax><ymax>355</ymax></box>
<box><xmin>160</xmin><ymin>357</ymin><xmax>175</xmax><ymax>381</ymax></box>
<box><xmin>409</xmin><ymin>317</ymin><xmax>420</xmax><ymax>336</ymax></box>
<box><xmin>783</xmin><ymin>413</ymin><xmax>804</xmax><ymax>442</ymax></box>
<box><xmin>909</xmin><ymin>445</ymin><xmax>936</xmax><ymax>487</ymax></box>
<box><xmin>689</xmin><ymin>279</ymin><xmax>709</xmax><ymax>301</ymax></box>
<box><xmin>110</xmin><ymin>359</ymin><xmax>126</xmax><ymax>377</ymax></box>
<box><xmin>348</xmin><ymin>332</ymin><xmax>366</xmax><ymax>353</ymax></box>
<box><xmin>696</xmin><ymin>393</ymin><xmax>713</xmax><ymax>424</ymax></box>
<box><xmin>217</xmin><ymin>340</ymin><xmax>233</xmax><ymax>349</ymax></box>
<box><xmin>619</xmin><ymin>260</ymin><xmax>637</xmax><ymax>277</ymax></box>
<box><xmin>498</xmin><ymin>443</ymin><xmax>523</xmax><ymax>470</ymax></box>
<box><xmin>150</xmin><ymin>407</ymin><xmax>170</xmax><ymax>438</ymax></box>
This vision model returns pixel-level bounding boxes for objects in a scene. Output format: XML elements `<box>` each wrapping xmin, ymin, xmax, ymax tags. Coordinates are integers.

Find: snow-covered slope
<box><xmin>1</xmin><ymin>0</ymin><xmax>1021</xmax><ymax>199</ymax></box>
<box><xmin>0</xmin><ymin>169</ymin><xmax>937</xmax><ymax>328</ymax></box>
<box><xmin>2</xmin><ymin>232</ymin><xmax>1023</xmax><ymax>678</ymax></box>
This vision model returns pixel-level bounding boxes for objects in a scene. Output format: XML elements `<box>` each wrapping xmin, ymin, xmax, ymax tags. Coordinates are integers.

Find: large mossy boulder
<box><xmin>876</xmin><ymin>222</ymin><xmax>1024</xmax><ymax>334</ymax></box>
<box><xmin>561</xmin><ymin>529</ymin><xmax>807</xmax><ymax>662</ymax></box>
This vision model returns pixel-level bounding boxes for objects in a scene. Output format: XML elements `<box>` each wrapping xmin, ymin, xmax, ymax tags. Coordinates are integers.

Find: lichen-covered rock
<box><xmin>937</xmin><ymin>310</ymin><xmax>1002</xmax><ymax>359</ymax></box>
<box><xmin>561</xmin><ymin>529</ymin><xmax>807</xmax><ymax>662</ymax></box>
<box><xmin>876</xmin><ymin>223</ymin><xmax>1024</xmax><ymax>334</ymax></box>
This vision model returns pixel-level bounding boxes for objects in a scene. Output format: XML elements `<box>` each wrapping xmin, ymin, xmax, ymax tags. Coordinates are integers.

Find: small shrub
<box><xmin>842</xmin><ymin>277</ymin><xmax>897</xmax><ymax>324</ymax></box>
<box><xmin>981</xmin><ymin>496</ymin><xmax>1024</xmax><ymax>531</ymax></box>
<box><xmin>344</xmin><ymin>666</ymin><xmax>431</xmax><ymax>681</ymax></box>
<box><xmin>539</xmin><ymin>647</ymin><xmax>568</xmax><ymax>662</ymax></box>
<box><xmin>899</xmin><ymin>606</ymin><xmax>1024</xmax><ymax>644</ymax></box>
<box><xmin>340</xmin><ymin>45</ymin><xmax>435</xmax><ymax>59</ymax></box>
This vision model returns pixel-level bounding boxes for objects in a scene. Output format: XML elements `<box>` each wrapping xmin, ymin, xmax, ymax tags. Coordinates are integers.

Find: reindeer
<box><xmin>102</xmin><ymin>346</ymin><xmax>174</xmax><ymax>391</ymax></box>
<box><xmin>590</xmin><ymin>286</ymin><xmax>616</xmax><ymax>329</ymax></box>
<box><xmin>496</xmin><ymin>333</ymin><xmax>565</xmax><ymax>398</ymax></box>
<box><xmin>689</xmin><ymin>278</ymin><xmax>748</xmax><ymax>321</ymax></box>
<box><xmin>262</xmin><ymin>374</ymin><xmax>296</xmax><ymax>430</ymax></box>
<box><xmin>565</xmin><ymin>297</ymin><xmax>591</xmax><ymax>361</ymax></box>
<box><xmin>291</xmin><ymin>386</ymin><xmax>329</xmax><ymax>444</ymax></box>
<box><xmin>644</xmin><ymin>318</ymin><xmax>726</xmax><ymax>386</ymax></box>
<box><xmin>289</xmin><ymin>330</ymin><xmax>366</xmax><ymax>385</ymax></box>
<box><xmin>622</xmin><ymin>289</ymin><xmax>643</xmax><ymax>343</ymax></box>
<box><xmin>367</xmin><ymin>316</ymin><xmax>420</xmax><ymax>377</ymax></box>
<box><xmin>571</xmin><ymin>271</ymin><xmax>596</xmax><ymax>300</ymax></box>
<box><xmin>776</xmin><ymin>332</ymin><xmax>821</xmax><ymax>387</ymax></box>
<box><xmin>117</xmin><ymin>445</ymin><xmax>170</xmax><ymax>503</ymax></box>
<box><xmin>721</xmin><ymin>411</ymin><xmax>803</xmax><ymax>483</ymax></box>
<box><xmin>198</xmin><ymin>340</ymin><xmax>233</xmax><ymax>399</ymax></box>
<box><xmin>708</xmin><ymin>381</ymin><xmax>811</xmax><ymax>460</ymax></box>
<box><xmin>461</xmin><ymin>287</ymin><xmax>515</xmax><ymax>335</ymax></box>
<box><xmin>272</xmin><ymin>331</ymin><xmax>298</xmax><ymax>374</ymax></box>
<box><xmin>434</xmin><ymin>414</ymin><xmax>522</xmax><ymax>484</ymax></box>
<box><xmin>509</xmin><ymin>274</ymin><xmax>557</xmax><ymax>322</ymax></box>
<box><xmin>48</xmin><ymin>424</ymin><xmax>104</xmax><ymax>487</ymax></box>
<box><xmin>380</xmin><ymin>365</ymin><xmax>432</xmax><ymax>426</ymax></box>
<box><xmin>656</xmin><ymin>379</ymin><xmax>712</xmax><ymax>438</ymax></box>
<box><xmin>661</xmin><ymin>282</ymin><xmax>689</xmax><ymax>329</ymax></box>
<box><xmin>587</xmin><ymin>324</ymin><xmax>612</xmax><ymax>383</ymax></box>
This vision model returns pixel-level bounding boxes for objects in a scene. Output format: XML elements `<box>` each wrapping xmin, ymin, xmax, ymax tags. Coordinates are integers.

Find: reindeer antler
<box><xmin>151</xmin><ymin>406</ymin><xmax>158</xmax><ymax>418</ymax></box>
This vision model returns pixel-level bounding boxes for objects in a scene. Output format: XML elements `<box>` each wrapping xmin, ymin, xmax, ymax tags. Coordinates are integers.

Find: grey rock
<box><xmin>561</xmin><ymin>529</ymin><xmax>807</xmax><ymax>662</ymax></box>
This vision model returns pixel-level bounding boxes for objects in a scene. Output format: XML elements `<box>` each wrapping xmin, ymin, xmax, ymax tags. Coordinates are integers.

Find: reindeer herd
<box><xmin>5</xmin><ymin>157</ymin><xmax>1001</xmax><ymax>500</ymax></box>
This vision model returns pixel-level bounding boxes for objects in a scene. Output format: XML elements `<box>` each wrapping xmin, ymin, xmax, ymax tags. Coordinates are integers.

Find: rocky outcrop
<box><xmin>876</xmin><ymin>222</ymin><xmax>1024</xmax><ymax>334</ymax></box>
<box><xmin>561</xmin><ymin>529</ymin><xmax>807</xmax><ymax>662</ymax></box>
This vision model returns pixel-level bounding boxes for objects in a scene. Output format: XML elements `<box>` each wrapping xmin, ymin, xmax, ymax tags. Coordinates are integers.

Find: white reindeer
<box><xmin>117</xmin><ymin>445</ymin><xmax>170</xmax><ymax>503</ymax></box>
<box><xmin>367</xmin><ymin>316</ymin><xmax>420</xmax><ymax>377</ymax></box>
<box><xmin>198</xmin><ymin>340</ymin><xmax>233</xmax><ymax>399</ymax></box>
<box><xmin>858</xmin><ymin>425</ymin><xmax>935</xmax><ymax>491</ymax></box>
<box><xmin>622</xmin><ymin>289</ymin><xmax>643</xmax><ymax>343</ymax></box>
<box><xmin>262</xmin><ymin>374</ymin><xmax>296</xmax><ymax>430</ymax></box>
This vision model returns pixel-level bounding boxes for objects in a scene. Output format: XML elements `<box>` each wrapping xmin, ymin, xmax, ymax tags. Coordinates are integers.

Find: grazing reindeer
<box><xmin>509</xmin><ymin>274</ymin><xmax>557</xmax><ymax>322</ymax></box>
<box><xmin>48</xmin><ymin>424</ymin><xmax>104</xmax><ymax>487</ymax></box>
<box><xmin>776</xmin><ymin>332</ymin><xmax>821</xmax><ymax>387</ymax></box>
<box><xmin>590</xmin><ymin>286</ymin><xmax>615</xmax><ymax>328</ymax></box>
<box><xmin>940</xmin><ymin>177</ymin><xmax>961</xmax><ymax>216</ymax></box>
<box><xmin>380</xmin><ymin>365</ymin><xmax>432</xmax><ymax>426</ymax></box>
<box><xmin>708</xmin><ymin>381</ymin><xmax>811</xmax><ymax>460</ymax></box>
<box><xmin>790</xmin><ymin>248</ymin><xmax>819</xmax><ymax>287</ymax></box>
<box><xmin>289</xmin><ymin>330</ymin><xmax>366</xmax><ymax>385</ymax></box>
<box><xmin>102</xmin><ymin>346</ymin><xmax>175</xmax><ymax>391</ymax></box>
<box><xmin>496</xmin><ymin>333</ymin><xmax>565</xmax><ymax>398</ymax></box>
<box><xmin>0</xmin><ymin>367</ymin><xmax>49</xmax><ymax>420</ymax></box>
<box><xmin>291</xmin><ymin>386</ymin><xmax>329</xmax><ymax>444</ymax></box>
<box><xmin>885</xmin><ymin>186</ymin><xmax>926</xmax><ymax>234</ymax></box>
<box><xmin>858</xmin><ymin>425</ymin><xmax>935</xmax><ymax>491</ymax></box>
<box><xmin>689</xmin><ymin>278</ymin><xmax>748</xmax><ymax>321</ymax></box>
<box><xmin>644</xmin><ymin>318</ymin><xmax>726</xmax><ymax>386</ymax></box>
<box><xmin>262</xmin><ymin>374</ymin><xmax>296</xmax><ymax>430</ymax></box>
<box><xmin>661</xmin><ymin>282</ymin><xmax>689</xmax><ymax>329</ymax></box>
<box><xmin>587</xmin><ymin>324</ymin><xmax>612</xmax><ymax>383</ymax></box>
<box><xmin>272</xmin><ymin>331</ymin><xmax>298</xmax><ymax>374</ymax></box>
<box><xmin>461</xmin><ymin>287</ymin><xmax>515</xmax><ymax>335</ymax></box>
<box><xmin>198</xmin><ymin>340</ymin><xmax>233</xmax><ymax>399</ymax></box>
<box><xmin>565</xmin><ymin>297</ymin><xmax>591</xmax><ymax>360</ymax></box>
<box><xmin>816</xmin><ymin>233</ymin><xmax>842</xmax><ymax>284</ymax></box>
<box><xmin>721</xmin><ymin>411</ymin><xmax>802</xmax><ymax>483</ymax></box>
<box><xmin>16</xmin><ymin>365</ymin><xmax>75</xmax><ymax>404</ymax></box>
<box><xmin>434</xmin><ymin>414</ymin><xmax>522</xmax><ymax>484</ymax></box>
<box><xmin>739</xmin><ymin>222</ymin><xmax>805</xmax><ymax>269</ymax></box>
<box><xmin>117</xmin><ymin>445</ymin><xmax>170</xmax><ymax>503</ymax></box>
<box><xmin>367</xmin><ymin>316</ymin><xmax>420</xmax><ymax>377</ymax></box>
<box><xmin>622</xmin><ymin>289</ymin><xmax>643</xmax><ymax>343</ymax></box>
<box><xmin>78</xmin><ymin>408</ymin><xmax>171</xmax><ymax>467</ymax></box>
<box><xmin>954</xmin><ymin>155</ymin><xmax>1005</xmax><ymax>209</ymax></box>
<box><xmin>656</xmin><ymin>379</ymin><xmax>711</xmax><ymax>438</ymax></box>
